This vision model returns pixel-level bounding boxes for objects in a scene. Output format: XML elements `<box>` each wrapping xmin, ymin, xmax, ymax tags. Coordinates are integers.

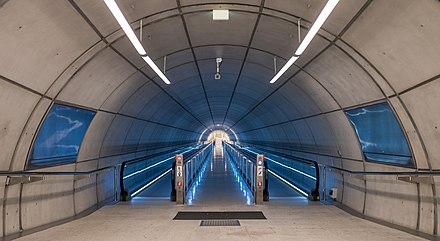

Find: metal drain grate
<box><xmin>200</xmin><ymin>220</ymin><xmax>240</xmax><ymax>226</ymax></box>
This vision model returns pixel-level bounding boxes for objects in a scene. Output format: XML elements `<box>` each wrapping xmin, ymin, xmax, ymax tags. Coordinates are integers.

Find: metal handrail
<box><xmin>228</xmin><ymin>145</ymin><xmax>257</xmax><ymax>164</ymax></box>
<box><xmin>224</xmin><ymin>142</ymin><xmax>269</xmax><ymax>201</ymax></box>
<box><xmin>326</xmin><ymin>165</ymin><xmax>440</xmax><ymax>185</ymax></box>
<box><xmin>224</xmin><ymin>143</ymin><xmax>255</xmax><ymax>187</ymax></box>
<box><xmin>120</xmin><ymin>146</ymin><xmax>193</xmax><ymax>167</ymax></box>
<box><xmin>0</xmin><ymin>166</ymin><xmax>118</xmax><ymax>201</ymax></box>
<box><xmin>171</xmin><ymin>142</ymin><xmax>213</xmax><ymax>202</ymax></box>
<box><xmin>0</xmin><ymin>166</ymin><xmax>113</xmax><ymax>176</ymax></box>
<box><xmin>231</xmin><ymin>143</ymin><xmax>320</xmax><ymax>200</ymax></box>
<box><xmin>119</xmin><ymin>145</ymin><xmax>197</xmax><ymax>200</ymax></box>
<box><xmin>240</xmin><ymin>144</ymin><xmax>318</xmax><ymax>167</ymax></box>
<box><xmin>185</xmin><ymin>143</ymin><xmax>211</xmax><ymax>163</ymax></box>
<box><xmin>183</xmin><ymin>143</ymin><xmax>213</xmax><ymax>192</ymax></box>
<box><xmin>327</xmin><ymin>165</ymin><xmax>440</xmax><ymax>176</ymax></box>
<box><xmin>120</xmin><ymin>144</ymin><xmax>208</xmax><ymax>200</ymax></box>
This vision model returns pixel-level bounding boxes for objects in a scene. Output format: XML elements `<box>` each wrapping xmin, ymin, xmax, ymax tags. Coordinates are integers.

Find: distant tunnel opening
<box><xmin>206</xmin><ymin>130</ymin><xmax>231</xmax><ymax>144</ymax></box>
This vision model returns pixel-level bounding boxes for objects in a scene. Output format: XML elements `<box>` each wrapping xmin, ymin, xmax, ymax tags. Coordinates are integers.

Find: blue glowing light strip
<box><xmin>268</xmin><ymin>169</ymin><xmax>309</xmax><ymax>197</ymax></box>
<box><xmin>243</xmin><ymin>148</ymin><xmax>316</xmax><ymax>180</ymax></box>
<box><xmin>131</xmin><ymin>168</ymin><xmax>172</xmax><ymax>197</ymax></box>
<box><xmin>123</xmin><ymin>148</ymin><xmax>194</xmax><ymax>180</ymax></box>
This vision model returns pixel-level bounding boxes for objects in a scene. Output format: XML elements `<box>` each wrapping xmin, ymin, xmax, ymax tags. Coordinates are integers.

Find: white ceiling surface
<box><xmin>1</xmin><ymin>0</ymin><xmax>440</xmax><ymax>168</ymax></box>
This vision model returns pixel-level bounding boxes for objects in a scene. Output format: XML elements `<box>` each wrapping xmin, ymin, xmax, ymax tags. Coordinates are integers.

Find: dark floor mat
<box><xmin>173</xmin><ymin>211</ymin><xmax>266</xmax><ymax>220</ymax></box>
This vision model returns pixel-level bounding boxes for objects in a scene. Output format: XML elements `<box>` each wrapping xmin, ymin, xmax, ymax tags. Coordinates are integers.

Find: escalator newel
<box><xmin>170</xmin><ymin>161</ymin><xmax>176</xmax><ymax>201</ymax></box>
<box><xmin>263</xmin><ymin>161</ymin><xmax>269</xmax><ymax>201</ymax></box>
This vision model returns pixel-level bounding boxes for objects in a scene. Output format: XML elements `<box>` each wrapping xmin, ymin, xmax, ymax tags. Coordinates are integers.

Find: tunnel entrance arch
<box><xmin>206</xmin><ymin>130</ymin><xmax>231</xmax><ymax>144</ymax></box>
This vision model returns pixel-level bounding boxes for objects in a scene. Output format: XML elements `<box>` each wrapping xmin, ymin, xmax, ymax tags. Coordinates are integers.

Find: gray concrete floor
<box><xmin>16</xmin><ymin>198</ymin><xmax>426</xmax><ymax>241</ymax></box>
<box><xmin>16</xmin><ymin>151</ymin><xmax>426</xmax><ymax>241</ymax></box>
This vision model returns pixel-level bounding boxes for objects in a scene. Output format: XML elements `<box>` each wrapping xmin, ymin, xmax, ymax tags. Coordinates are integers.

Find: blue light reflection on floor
<box><xmin>186</xmin><ymin>156</ymin><xmax>209</xmax><ymax>205</ymax></box>
<box><xmin>226</xmin><ymin>151</ymin><xmax>253</xmax><ymax>205</ymax></box>
<box><xmin>186</xmin><ymin>151</ymin><xmax>254</xmax><ymax>205</ymax></box>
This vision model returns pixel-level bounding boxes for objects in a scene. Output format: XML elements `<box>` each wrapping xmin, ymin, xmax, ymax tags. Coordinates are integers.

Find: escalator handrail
<box><xmin>225</xmin><ymin>142</ymin><xmax>320</xmax><ymax>198</ymax></box>
<box><xmin>120</xmin><ymin>144</ymin><xmax>200</xmax><ymax>199</ymax></box>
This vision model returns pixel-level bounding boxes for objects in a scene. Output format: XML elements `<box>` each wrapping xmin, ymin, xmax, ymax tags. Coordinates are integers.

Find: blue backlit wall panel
<box><xmin>345</xmin><ymin>102</ymin><xmax>412</xmax><ymax>167</ymax></box>
<box><xmin>28</xmin><ymin>104</ymin><xmax>96</xmax><ymax>169</ymax></box>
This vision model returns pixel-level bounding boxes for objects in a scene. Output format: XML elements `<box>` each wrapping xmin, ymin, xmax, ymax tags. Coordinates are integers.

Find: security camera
<box><xmin>215</xmin><ymin>58</ymin><xmax>222</xmax><ymax>80</ymax></box>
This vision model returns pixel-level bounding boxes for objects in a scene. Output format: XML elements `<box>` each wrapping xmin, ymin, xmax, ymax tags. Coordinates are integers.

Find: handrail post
<box><xmin>263</xmin><ymin>160</ymin><xmax>269</xmax><ymax>201</ymax></box>
<box><xmin>114</xmin><ymin>165</ymin><xmax>118</xmax><ymax>202</ymax></box>
<box><xmin>170</xmin><ymin>161</ymin><xmax>176</xmax><ymax>201</ymax></box>
<box><xmin>119</xmin><ymin>163</ymin><xmax>130</xmax><ymax>201</ymax></box>
<box><xmin>309</xmin><ymin>162</ymin><xmax>320</xmax><ymax>201</ymax></box>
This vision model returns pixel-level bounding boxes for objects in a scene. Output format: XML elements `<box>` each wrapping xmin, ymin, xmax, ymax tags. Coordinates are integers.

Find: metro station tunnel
<box><xmin>0</xmin><ymin>0</ymin><xmax>439</xmax><ymax>240</ymax></box>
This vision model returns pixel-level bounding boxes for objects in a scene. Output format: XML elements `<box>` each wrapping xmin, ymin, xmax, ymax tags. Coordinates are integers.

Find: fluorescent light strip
<box><xmin>269</xmin><ymin>56</ymin><xmax>299</xmax><ymax>84</ymax></box>
<box><xmin>243</xmin><ymin>147</ymin><xmax>316</xmax><ymax>180</ymax></box>
<box><xmin>123</xmin><ymin>148</ymin><xmax>193</xmax><ymax>179</ymax></box>
<box><xmin>268</xmin><ymin>169</ymin><xmax>308</xmax><ymax>197</ymax></box>
<box><xmin>295</xmin><ymin>0</ymin><xmax>339</xmax><ymax>55</ymax></box>
<box><xmin>104</xmin><ymin>0</ymin><xmax>146</xmax><ymax>55</ymax></box>
<box><xmin>142</xmin><ymin>56</ymin><xmax>171</xmax><ymax>85</ymax></box>
<box><xmin>104</xmin><ymin>0</ymin><xmax>171</xmax><ymax>85</ymax></box>
<box><xmin>131</xmin><ymin>168</ymin><xmax>171</xmax><ymax>197</ymax></box>
<box><xmin>270</xmin><ymin>0</ymin><xmax>339</xmax><ymax>84</ymax></box>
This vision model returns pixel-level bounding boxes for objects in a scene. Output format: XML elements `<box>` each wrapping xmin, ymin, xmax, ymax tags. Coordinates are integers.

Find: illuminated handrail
<box><xmin>130</xmin><ymin>168</ymin><xmax>172</xmax><ymax>197</ymax></box>
<box><xmin>224</xmin><ymin>143</ymin><xmax>256</xmax><ymax>192</ymax></box>
<box><xmin>183</xmin><ymin>143</ymin><xmax>213</xmax><ymax>193</ymax></box>
<box><xmin>121</xmin><ymin>143</ymin><xmax>211</xmax><ymax>200</ymax></box>
<box><xmin>242</xmin><ymin>147</ymin><xmax>316</xmax><ymax>180</ymax></box>
<box><xmin>227</xmin><ymin>143</ymin><xmax>319</xmax><ymax>200</ymax></box>
<box><xmin>120</xmin><ymin>145</ymin><xmax>201</xmax><ymax>200</ymax></box>
<box><xmin>123</xmin><ymin>147</ymin><xmax>196</xmax><ymax>180</ymax></box>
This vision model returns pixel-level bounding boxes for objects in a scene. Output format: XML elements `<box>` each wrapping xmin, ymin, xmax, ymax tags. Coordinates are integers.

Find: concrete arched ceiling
<box><xmin>73</xmin><ymin>0</ymin><xmax>366</xmax><ymax>132</ymax></box>
<box><xmin>2</xmin><ymin>1</ymin><xmax>440</xmax><ymax>236</ymax></box>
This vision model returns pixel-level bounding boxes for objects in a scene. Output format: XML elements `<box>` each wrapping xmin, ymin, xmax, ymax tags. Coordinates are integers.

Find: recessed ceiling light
<box><xmin>213</xmin><ymin>9</ymin><xmax>229</xmax><ymax>21</ymax></box>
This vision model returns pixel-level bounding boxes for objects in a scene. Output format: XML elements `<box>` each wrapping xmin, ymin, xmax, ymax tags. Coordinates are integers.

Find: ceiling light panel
<box><xmin>213</xmin><ymin>9</ymin><xmax>229</xmax><ymax>21</ymax></box>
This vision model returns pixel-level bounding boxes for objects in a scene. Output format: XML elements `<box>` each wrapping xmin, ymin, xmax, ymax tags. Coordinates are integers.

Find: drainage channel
<box><xmin>173</xmin><ymin>211</ymin><xmax>267</xmax><ymax>227</ymax></box>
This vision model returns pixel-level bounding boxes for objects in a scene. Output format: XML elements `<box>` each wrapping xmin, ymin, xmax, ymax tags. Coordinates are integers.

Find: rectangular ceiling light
<box><xmin>213</xmin><ymin>9</ymin><xmax>229</xmax><ymax>21</ymax></box>
<box><xmin>270</xmin><ymin>0</ymin><xmax>339</xmax><ymax>84</ymax></box>
<box><xmin>104</xmin><ymin>0</ymin><xmax>171</xmax><ymax>85</ymax></box>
